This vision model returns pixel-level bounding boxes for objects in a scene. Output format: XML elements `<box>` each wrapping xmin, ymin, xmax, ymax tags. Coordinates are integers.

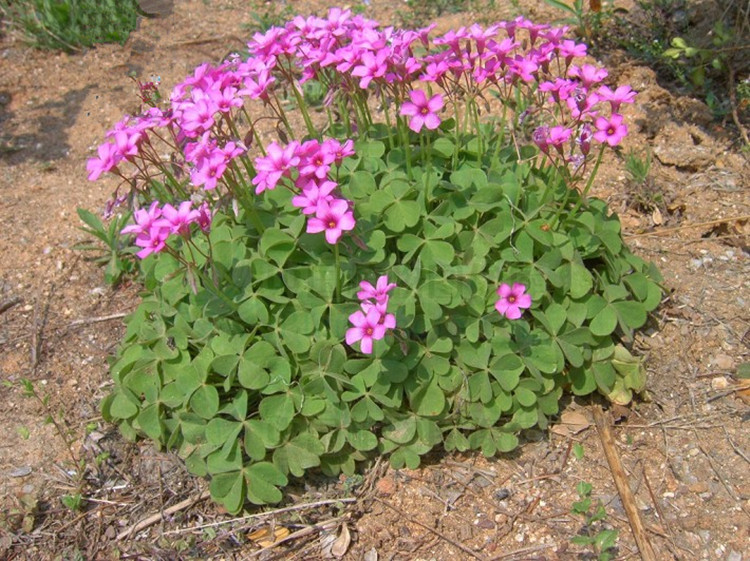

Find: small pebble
<box><xmin>712</xmin><ymin>354</ymin><xmax>734</xmax><ymax>371</ymax></box>
<box><xmin>711</xmin><ymin>376</ymin><xmax>729</xmax><ymax>390</ymax></box>
<box><xmin>375</xmin><ymin>476</ymin><xmax>396</xmax><ymax>496</ymax></box>
<box><xmin>494</xmin><ymin>488</ymin><xmax>511</xmax><ymax>501</ymax></box>
<box><xmin>9</xmin><ymin>466</ymin><xmax>32</xmax><ymax>477</ymax></box>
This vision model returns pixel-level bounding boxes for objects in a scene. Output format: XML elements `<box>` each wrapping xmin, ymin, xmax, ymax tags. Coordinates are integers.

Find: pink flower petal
<box><xmin>346</xmin><ymin>327</ymin><xmax>362</xmax><ymax>345</ymax></box>
<box><xmin>516</xmin><ymin>294</ymin><xmax>532</xmax><ymax>308</ymax></box>
<box><xmin>360</xmin><ymin>337</ymin><xmax>373</xmax><ymax>354</ymax></box>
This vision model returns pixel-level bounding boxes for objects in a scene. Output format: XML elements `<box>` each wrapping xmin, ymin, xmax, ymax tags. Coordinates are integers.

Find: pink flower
<box><xmin>578</xmin><ymin>124</ymin><xmax>593</xmax><ymax>156</ymax></box>
<box><xmin>134</xmin><ymin>224</ymin><xmax>171</xmax><ymax>259</ymax></box>
<box><xmin>196</xmin><ymin>202</ymin><xmax>213</xmax><ymax>232</ymax></box>
<box><xmin>306</xmin><ymin>198</ymin><xmax>356</xmax><ymax>244</ymax></box>
<box><xmin>568</xmin><ymin>64</ymin><xmax>608</xmax><ymax>88</ymax></box>
<box><xmin>532</xmin><ymin>126</ymin><xmax>549</xmax><ymax>154</ymax></box>
<box><xmin>191</xmin><ymin>151</ymin><xmax>228</xmax><ymax>190</ymax></box>
<box><xmin>357</xmin><ymin>275</ymin><xmax>396</xmax><ymax>304</ymax></box>
<box><xmin>566</xmin><ymin>88</ymin><xmax>599</xmax><ymax>119</ymax></box>
<box><xmin>238</xmin><ymin>68</ymin><xmax>275</xmax><ymax>100</ymax></box>
<box><xmin>252</xmin><ymin>141</ymin><xmax>300</xmax><ymax>194</ymax></box>
<box><xmin>121</xmin><ymin>201</ymin><xmax>163</xmax><ymax>237</ymax></box>
<box><xmin>346</xmin><ymin>306</ymin><xmax>395</xmax><ymax>354</ymax></box>
<box><xmin>180</xmin><ymin>95</ymin><xmax>216</xmax><ymax>136</ymax></box>
<box><xmin>351</xmin><ymin>50</ymin><xmax>389</xmax><ymax>89</ymax></box>
<box><xmin>161</xmin><ymin>201</ymin><xmax>199</xmax><ymax>237</ymax></box>
<box><xmin>495</xmin><ymin>283</ymin><xmax>532</xmax><ymax>320</ymax></box>
<box><xmin>596</xmin><ymin>84</ymin><xmax>637</xmax><ymax>112</ymax></box>
<box><xmin>557</xmin><ymin>39</ymin><xmax>587</xmax><ymax>63</ymax></box>
<box><xmin>548</xmin><ymin>126</ymin><xmax>572</xmax><ymax>150</ymax></box>
<box><xmin>510</xmin><ymin>55</ymin><xmax>539</xmax><ymax>83</ymax></box>
<box><xmin>86</xmin><ymin>142</ymin><xmax>122</xmax><ymax>181</ymax></box>
<box><xmin>298</xmin><ymin>140</ymin><xmax>335</xmax><ymax>180</ymax></box>
<box><xmin>207</xmin><ymin>85</ymin><xmax>243</xmax><ymax>113</ymax></box>
<box><xmin>539</xmin><ymin>78</ymin><xmax>575</xmax><ymax>103</ymax></box>
<box><xmin>292</xmin><ymin>179</ymin><xmax>336</xmax><ymax>214</ymax></box>
<box><xmin>594</xmin><ymin>113</ymin><xmax>628</xmax><ymax>147</ymax></box>
<box><xmin>322</xmin><ymin>138</ymin><xmax>355</xmax><ymax>165</ymax></box>
<box><xmin>400</xmin><ymin>90</ymin><xmax>444</xmax><ymax>133</ymax></box>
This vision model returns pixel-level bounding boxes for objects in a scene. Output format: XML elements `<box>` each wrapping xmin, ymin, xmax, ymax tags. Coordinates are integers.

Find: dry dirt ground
<box><xmin>0</xmin><ymin>1</ymin><xmax>748</xmax><ymax>560</ymax></box>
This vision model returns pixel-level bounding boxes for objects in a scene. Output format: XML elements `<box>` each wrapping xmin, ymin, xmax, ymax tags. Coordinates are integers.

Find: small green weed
<box><xmin>0</xmin><ymin>0</ymin><xmax>141</xmax><ymax>52</ymax></box>
<box><xmin>573</xmin><ymin>442</ymin><xmax>585</xmax><ymax>460</ymax></box>
<box><xmin>400</xmin><ymin>0</ymin><xmax>469</xmax><ymax>28</ymax></box>
<box><xmin>624</xmin><ymin>148</ymin><xmax>652</xmax><ymax>186</ymax></box>
<box><xmin>543</xmin><ymin>0</ymin><xmax>626</xmax><ymax>48</ymax></box>
<box><xmin>74</xmin><ymin>208</ymin><xmax>136</xmax><ymax>286</ymax></box>
<box><xmin>61</xmin><ymin>493</ymin><xmax>85</xmax><ymax>512</ymax></box>
<box><xmin>570</xmin><ymin>481</ymin><xmax>619</xmax><ymax>560</ymax></box>
<box><xmin>623</xmin><ymin>149</ymin><xmax>665</xmax><ymax>216</ymax></box>
<box><xmin>243</xmin><ymin>1</ymin><xmax>294</xmax><ymax>33</ymax></box>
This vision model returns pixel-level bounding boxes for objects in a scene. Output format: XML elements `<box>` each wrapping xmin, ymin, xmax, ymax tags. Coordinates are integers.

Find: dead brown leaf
<box><xmin>248</xmin><ymin>525</ymin><xmax>290</xmax><ymax>548</ymax></box>
<box><xmin>550</xmin><ymin>410</ymin><xmax>592</xmax><ymax>437</ymax></box>
<box><xmin>331</xmin><ymin>523</ymin><xmax>352</xmax><ymax>558</ymax></box>
<box><xmin>736</xmin><ymin>379</ymin><xmax>750</xmax><ymax>405</ymax></box>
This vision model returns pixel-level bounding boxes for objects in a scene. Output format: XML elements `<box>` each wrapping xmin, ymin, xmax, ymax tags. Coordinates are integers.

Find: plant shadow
<box><xmin>0</xmin><ymin>85</ymin><xmax>94</xmax><ymax>165</ymax></box>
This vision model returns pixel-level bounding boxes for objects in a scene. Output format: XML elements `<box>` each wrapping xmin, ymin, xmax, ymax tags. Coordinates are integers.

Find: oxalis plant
<box><xmin>89</xmin><ymin>8</ymin><xmax>663</xmax><ymax>513</ymax></box>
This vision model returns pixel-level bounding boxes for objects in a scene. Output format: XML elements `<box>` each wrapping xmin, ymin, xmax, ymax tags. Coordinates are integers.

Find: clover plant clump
<box><xmin>90</xmin><ymin>8</ymin><xmax>663</xmax><ymax>513</ymax></box>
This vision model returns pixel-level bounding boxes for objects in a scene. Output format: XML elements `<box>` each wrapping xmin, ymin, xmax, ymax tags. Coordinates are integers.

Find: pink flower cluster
<box><xmin>121</xmin><ymin>201</ymin><xmax>212</xmax><ymax>259</ymax></box>
<box><xmin>254</xmin><ymin>138</ymin><xmax>357</xmax><ymax>244</ymax></box>
<box><xmin>88</xmin><ymin>8</ymin><xmax>635</xmax><ymax>197</ymax></box>
<box><xmin>86</xmin><ymin>109</ymin><xmax>169</xmax><ymax>181</ymax></box>
<box><xmin>346</xmin><ymin>276</ymin><xmax>397</xmax><ymax>354</ymax></box>
<box><xmin>241</xmin><ymin>11</ymin><xmax>635</xmax><ymax>167</ymax></box>
<box><xmin>532</xmin><ymin>64</ymin><xmax>636</xmax><ymax>160</ymax></box>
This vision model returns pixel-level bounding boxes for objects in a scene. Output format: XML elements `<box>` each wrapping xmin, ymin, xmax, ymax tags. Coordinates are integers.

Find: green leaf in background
<box><xmin>590</xmin><ymin>305</ymin><xmax>617</xmax><ymax>337</ymax></box>
<box><xmin>190</xmin><ymin>385</ymin><xmax>220</xmax><ymax>419</ymax></box>
<box><xmin>273</xmin><ymin>433</ymin><xmax>325</xmax><ymax>477</ymax></box>
<box><xmin>245</xmin><ymin>462</ymin><xmax>287</xmax><ymax>505</ymax></box>
<box><xmin>259</xmin><ymin>394</ymin><xmax>295</xmax><ymax>431</ymax></box>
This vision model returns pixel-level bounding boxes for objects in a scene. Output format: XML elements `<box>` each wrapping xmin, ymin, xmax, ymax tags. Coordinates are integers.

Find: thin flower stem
<box><xmin>397</xmin><ymin>115</ymin><xmax>413</xmax><ymax>179</ymax></box>
<box><xmin>292</xmin><ymin>83</ymin><xmax>317</xmax><ymax>138</ymax></box>
<box><xmin>338</xmin><ymin>98</ymin><xmax>352</xmax><ymax>137</ymax></box>
<box><xmin>380</xmin><ymin>90</ymin><xmax>395</xmax><ymax>150</ymax></box>
<box><xmin>580</xmin><ymin>145</ymin><xmax>605</xmax><ymax>200</ymax></box>
<box><xmin>452</xmin><ymin>95</ymin><xmax>461</xmax><ymax>169</ymax></box>
<box><xmin>333</xmin><ymin>243</ymin><xmax>342</xmax><ymax>302</ymax></box>
<box><xmin>565</xmin><ymin>145</ymin><xmax>605</xmax><ymax>219</ymax></box>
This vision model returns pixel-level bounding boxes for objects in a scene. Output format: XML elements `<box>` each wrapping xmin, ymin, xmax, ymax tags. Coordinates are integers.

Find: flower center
<box><xmin>508</xmin><ymin>295</ymin><xmax>516</xmax><ymax>303</ymax></box>
<box><xmin>365</xmin><ymin>327</ymin><xmax>374</xmax><ymax>336</ymax></box>
<box><xmin>420</xmin><ymin>107</ymin><xmax>429</xmax><ymax>115</ymax></box>
<box><xmin>327</xmin><ymin>219</ymin><xmax>337</xmax><ymax>229</ymax></box>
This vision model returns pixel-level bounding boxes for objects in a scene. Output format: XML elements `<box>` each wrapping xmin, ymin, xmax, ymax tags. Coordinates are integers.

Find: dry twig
<box><xmin>116</xmin><ymin>489</ymin><xmax>211</xmax><ymax>541</ymax></box>
<box><xmin>0</xmin><ymin>296</ymin><xmax>22</xmax><ymax>315</ymax></box>
<box><xmin>162</xmin><ymin>497</ymin><xmax>356</xmax><ymax>535</ymax></box>
<box><xmin>67</xmin><ymin>312</ymin><xmax>129</xmax><ymax>328</ymax></box>
<box><xmin>488</xmin><ymin>543</ymin><xmax>557</xmax><ymax>560</ymax></box>
<box><xmin>30</xmin><ymin>286</ymin><xmax>54</xmax><ymax>369</ymax></box>
<box><xmin>593</xmin><ymin>406</ymin><xmax>657</xmax><ymax>561</ymax></box>
<box><xmin>625</xmin><ymin>215</ymin><xmax>750</xmax><ymax>239</ymax></box>
<box><xmin>723</xmin><ymin>427</ymin><xmax>750</xmax><ymax>465</ymax></box>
